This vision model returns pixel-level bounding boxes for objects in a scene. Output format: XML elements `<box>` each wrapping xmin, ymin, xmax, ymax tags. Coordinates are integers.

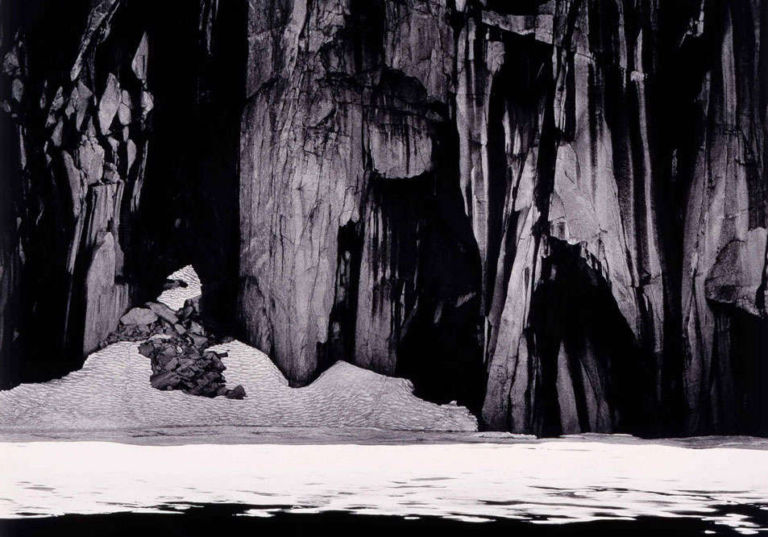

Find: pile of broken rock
<box><xmin>138</xmin><ymin>338</ymin><xmax>245</xmax><ymax>399</ymax></box>
<box><xmin>102</xmin><ymin>292</ymin><xmax>246</xmax><ymax>400</ymax></box>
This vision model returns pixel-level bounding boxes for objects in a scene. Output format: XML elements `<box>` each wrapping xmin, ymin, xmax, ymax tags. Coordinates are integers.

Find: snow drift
<box><xmin>0</xmin><ymin>267</ymin><xmax>477</xmax><ymax>432</ymax></box>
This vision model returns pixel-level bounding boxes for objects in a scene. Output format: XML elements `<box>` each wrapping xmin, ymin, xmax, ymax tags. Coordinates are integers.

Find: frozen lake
<box><xmin>1</xmin><ymin>431</ymin><xmax>767</xmax><ymax>535</ymax></box>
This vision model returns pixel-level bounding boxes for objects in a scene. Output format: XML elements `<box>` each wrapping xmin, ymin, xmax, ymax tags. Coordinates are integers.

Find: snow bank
<box><xmin>156</xmin><ymin>265</ymin><xmax>202</xmax><ymax>310</ymax></box>
<box><xmin>0</xmin><ymin>266</ymin><xmax>477</xmax><ymax>432</ymax></box>
<box><xmin>0</xmin><ymin>340</ymin><xmax>475</xmax><ymax>431</ymax></box>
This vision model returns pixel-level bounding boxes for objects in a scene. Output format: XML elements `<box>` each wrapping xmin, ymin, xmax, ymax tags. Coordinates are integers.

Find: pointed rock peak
<box><xmin>98</xmin><ymin>73</ymin><xmax>121</xmax><ymax>134</ymax></box>
<box><xmin>132</xmin><ymin>33</ymin><xmax>149</xmax><ymax>83</ymax></box>
<box><xmin>69</xmin><ymin>0</ymin><xmax>121</xmax><ymax>81</ymax></box>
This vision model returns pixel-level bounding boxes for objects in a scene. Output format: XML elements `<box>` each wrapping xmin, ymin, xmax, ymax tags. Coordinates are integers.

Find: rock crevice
<box><xmin>1</xmin><ymin>0</ymin><xmax>766</xmax><ymax>436</ymax></box>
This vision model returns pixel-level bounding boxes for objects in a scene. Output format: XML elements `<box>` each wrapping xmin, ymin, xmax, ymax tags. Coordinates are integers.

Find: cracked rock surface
<box><xmin>1</xmin><ymin>0</ymin><xmax>766</xmax><ymax>436</ymax></box>
<box><xmin>237</xmin><ymin>0</ymin><xmax>768</xmax><ymax>436</ymax></box>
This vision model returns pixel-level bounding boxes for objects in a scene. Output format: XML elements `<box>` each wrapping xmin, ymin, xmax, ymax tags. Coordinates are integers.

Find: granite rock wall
<box><xmin>1</xmin><ymin>0</ymin><xmax>765</xmax><ymax>436</ymax></box>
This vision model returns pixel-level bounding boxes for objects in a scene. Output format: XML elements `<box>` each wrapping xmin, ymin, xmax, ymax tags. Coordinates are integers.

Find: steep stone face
<box><xmin>0</xmin><ymin>0</ymin><xmax>244</xmax><ymax>387</ymax></box>
<box><xmin>238</xmin><ymin>0</ymin><xmax>767</xmax><ymax>435</ymax></box>
<box><xmin>670</xmin><ymin>0</ymin><xmax>768</xmax><ymax>434</ymax></box>
<box><xmin>471</xmin><ymin>2</ymin><xmax>668</xmax><ymax>434</ymax></box>
<box><xmin>0</xmin><ymin>0</ymin><xmax>154</xmax><ymax>385</ymax></box>
<box><xmin>239</xmin><ymin>0</ymin><xmax>485</xmax><ymax>408</ymax></box>
<box><xmin>1</xmin><ymin>0</ymin><xmax>765</xmax><ymax>436</ymax></box>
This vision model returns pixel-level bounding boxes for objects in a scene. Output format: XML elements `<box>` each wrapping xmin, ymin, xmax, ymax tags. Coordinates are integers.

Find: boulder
<box><xmin>189</xmin><ymin>334</ymin><xmax>209</xmax><ymax>348</ymax></box>
<box><xmin>146</xmin><ymin>301</ymin><xmax>179</xmax><ymax>324</ymax></box>
<box><xmin>225</xmin><ymin>385</ymin><xmax>246</xmax><ymax>400</ymax></box>
<box><xmin>120</xmin><ymin>307</ymin><xmax>158</xmax><ymax>326</ymax></box>
<box><xmin>150</xmin><ymin>370</ymin><xmax>181</xmax><ymax>391</ymax></box>
<box><xmin>163</xmin><ymin>278</ymin><xmax>188</xmax><ymax>290</ymax></box>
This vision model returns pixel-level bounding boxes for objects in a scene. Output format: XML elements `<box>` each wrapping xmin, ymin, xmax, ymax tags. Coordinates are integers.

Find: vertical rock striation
<box><xmin>1</xmin><ymin>0</ymin><xmax>765</xmax><ymax>436</ymax></box>
<box><xmin>0</xmin><ymin>0</ymin><xmax>246</xmax><ymax>388</ymax></box>
<box><xmin>669</xmin><ymin>0</ymin><xmax>768</xmax><ymax>434</ymax></box>
<box><xmin>238</xmin><ymin>0</ymin><xmax>767</xmax><ymax>435</ymax></box>
<box><xmin>0</xmin><ymin>0</ymin><xmax>155</xmax><ymax>385</ymax></box>
<box><xmin>239</xmin><ymin>0</ymin><xmax>485</xmax><ymax>408</ymax></box>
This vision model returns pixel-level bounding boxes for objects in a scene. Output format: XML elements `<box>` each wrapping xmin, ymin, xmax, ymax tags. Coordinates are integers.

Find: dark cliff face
<box><xmin>1</xmin><ymin>0</ymin><xmax>766</xmax><ymax>437</ymax></box>
<box><xmin>0</xmin><ymin>0</ymin><xmax>245</xmax><ymax>386</ymax></box>
<box><xmin>1</xmin><ymin>0</ymin><xmax>154</xmax><ymax>384</ymax></box>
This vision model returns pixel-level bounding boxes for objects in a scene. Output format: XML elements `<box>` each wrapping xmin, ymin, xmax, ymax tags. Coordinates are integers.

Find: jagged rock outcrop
<box><xmin>1</xmin><ymin>0</ymin><xmax>766</xmax><ymax>436</ymax></box>
<box><xmin>0</xmin><ymin>0</ymin><xmax>154</xmax><ymax>385</ymax></box>
<box><xmin>0</xmin><ymin>0</ymin><xmax>245</xmax><ymax>388</ymax></box>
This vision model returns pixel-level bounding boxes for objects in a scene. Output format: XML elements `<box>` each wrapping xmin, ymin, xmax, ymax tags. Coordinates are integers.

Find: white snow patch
<box><xmin>0</xmin><ymin>339</ymin><xmax>477</xmax><ymax>432</ymax></box>
<box><xmin>0</xmin><ymin>262</ymin><xmax>475</xmax><ymax>431</ymax></box>
<box><xmin>156</xmin><ymin>265</ymin><xmax>201</xmax><ymax>310</ymax></box>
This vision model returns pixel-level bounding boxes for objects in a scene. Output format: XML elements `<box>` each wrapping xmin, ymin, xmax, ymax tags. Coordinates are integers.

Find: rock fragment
<box><xmin>11</xmin><ymin>79</ymin><xmax>23</xmax><ymax>103</ymax></box>
<box><xmin>77</xmin><ymin>137</ymin><xmax>105</xmax><ymax>184</ymax></box>
<box><xmin>131</xmin><ymin>33</ymin><xmax>149</xmax><ymax>82</ymax></box>
<box><xmin>2</xmin><ymin>50</ymin><xmax>20</xmax><ymax>76</ymax></box>
<box><xmin>45</xmin><ymin>86</ymin><xmax>65</xmax><ymax>128</ymax></box>
<box><xmin>120</xmin><ymin>307</ymin><xmax>158</xmax><ymax>326</ymax></box>
<box><xmin>140</xmin><ymin>90</ymin><xmax>154</xmax><ymax>119</ymax></box>
<box><xmin>98</xmin><ymin>73</ymin><xmax>121</xmax><ymax>133</ymax></box>
<box><xmin>65</xmin><ymin>81</ymin><xmax>93</xmax><ymax>130</ymax></box>
<box><xmin>146</xmin><ymin>301</ymin><xmax>179</xmax><ymax>324</ymax></box>
<box><xmin>225</xmin><ymin>385</ymin><xmax>246</xmax><ymax>400</ymax></box>
<box><xmin>117</xmin><ymin>90</ymin><xmax>132</xmax><ymax>125</ymax></box>
<box><xmin>61</xmin><ymin>151</ymin><xmax>83</xmax><ymax>217</ymax></box>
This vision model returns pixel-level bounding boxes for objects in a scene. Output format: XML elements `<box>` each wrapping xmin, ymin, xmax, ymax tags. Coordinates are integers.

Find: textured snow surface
<box><xmin>0</xmin><ymin>264</ymin><xmax>475</xmax><ymax>431</ymax></box>
<box><xmin>1</xmin><ymin>441</ymin><xmax>767</xmax><ymax>533</ymax></box>
<box><xmin>0</xmin><ymin>341</ymin><xmax>476</xmax><ymax>431</ymax></box>
<box><xmin>156</xmin><ymin>265</ymin><xmax>202</xmax><ymax>310</ymax></box>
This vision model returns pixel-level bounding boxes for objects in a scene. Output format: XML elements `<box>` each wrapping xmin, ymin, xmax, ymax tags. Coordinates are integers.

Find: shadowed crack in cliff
<box><xmin>528</xmin><ymin>237</ymin><xmax>656</xmax><ymax>436</ymax></box>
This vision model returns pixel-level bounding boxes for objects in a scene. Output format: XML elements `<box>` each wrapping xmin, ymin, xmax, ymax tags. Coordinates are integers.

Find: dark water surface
<box><xmin>2</xmin><ymin>502</ymin><xmax>768</xmax><ymax>536</ymax></box>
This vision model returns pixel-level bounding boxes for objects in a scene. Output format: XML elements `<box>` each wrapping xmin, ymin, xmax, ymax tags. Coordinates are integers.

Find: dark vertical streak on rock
<box><xmin>2</xmin><ymin>0</ymin><xmax>767</xmax><ymax>438</ymax></box>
